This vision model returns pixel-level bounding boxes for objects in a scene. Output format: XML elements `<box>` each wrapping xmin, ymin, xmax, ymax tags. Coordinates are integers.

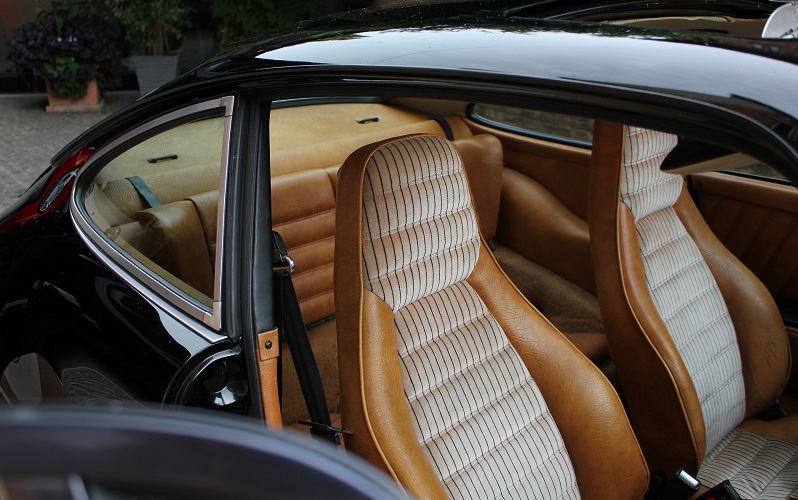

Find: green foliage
<box><xmin>7</xmin><ymin>0</ymin><xmax>124</xmax><ymax>97</ymax></box>
<box><xmin>210</xmin><ymin>0</ymin><xmax>318</xmax><ymax>47</ymax></box>
<box><xmin>41</xmin><ymin>0</ymin><xmax>116</xmax><ymax>34</ymax></box>
<box><xmin>107</xmin><ymin>0</ymin><xmax>190</xmax><ymax>55</ymax></box>
<box><xmin>43</xmin><ymin>56</ymin><xmax>91</xmax><ymax>99</ymax></box>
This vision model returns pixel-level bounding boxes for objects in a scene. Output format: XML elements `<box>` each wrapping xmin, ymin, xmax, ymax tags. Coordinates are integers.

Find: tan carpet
<box><xmin>492</xmin><ymin>242</ymin><xmax>604</xmax><ymax>334</ymax></box>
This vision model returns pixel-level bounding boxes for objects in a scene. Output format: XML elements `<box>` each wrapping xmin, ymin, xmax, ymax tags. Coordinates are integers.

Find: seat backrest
<box><xmin>273</xmin><ymin>134</ymin><xmax>503</xmax><ymax>426</ymax></box>
<box><xmin>455</xmin><ymin>134</ymin><xmax>503</xmax><ymax>241</ymax></box>
<box><xmin>272</xmin><ymin>168</ymin><xmax>339</xmax><ymax>326</ymax></box>
<box><xmin>136</xmin><ymin>198</ymin><xmax>216</xmax><ymax>296</ymax></box>
<box><xmin>101</xmin><ymin>163</ymin><xmax>220</xmax><ymax>227</ymax></box>
<box><xmin>588</xmin><ymin>121</ymin><xmax>789</xmax><ymax>474</ymax></box>
<box><xmin>335</xmin><ymin>134</ymin><xmax>648</xmax><ymax>499</ymax></box>
<box><xmin>269</xmin><ymin>134</ymin><xmax>504</xmax><ymax>326</ymax></box>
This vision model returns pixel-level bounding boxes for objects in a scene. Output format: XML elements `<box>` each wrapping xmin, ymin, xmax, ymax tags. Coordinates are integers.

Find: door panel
<box><xmin>469</xmin><ymin>120</ymin><xmax>591</xmax><ymax>218</ymax></box>
<box><xmin>692</xmin><ymin>172</ymin><xmax>798</xmax><ymax>308</ymax></box>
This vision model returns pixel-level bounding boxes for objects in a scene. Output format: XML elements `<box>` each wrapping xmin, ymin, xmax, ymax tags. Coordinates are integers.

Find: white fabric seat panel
<box><xmin>620</xmin><ymin>126</ymin><xmax>745</xmax><ymax>453</ymax></box>
<box><xmin>360</xmin><ymin>135</ymin><xmax>580</xmax><ymax>499</ymax></box>
<box><xmin>365</xmin><ymin>206</ymin><xmax>475</xmax><ymax>283</ymax></box>
<box><xmin>700</xmin><ymin>428</ymin><xmax>798</xmax><ymax>500</ymax></box>
<box><xmin>396</xmin><ymin>281</ymin><xmax>578</xmax><ymax>500</ymax></box>
<box><xmin>635</xmin><ymin>208</ymin><xmax>745</xmax><ymax>450</ymax></box>
<box><xmin>395</xmin><ymin>281</ymin><xmax>513</xmax><ymax>397</ymax></box>
<box><xmin>362</xmin><ymin>138</ymin><xmax>478</xmax><ymax>311</ymax></box>
<box><xmin>620</xmin><ymin>127</ymin><xmax>682</xmax><ymax>221</ymax></box>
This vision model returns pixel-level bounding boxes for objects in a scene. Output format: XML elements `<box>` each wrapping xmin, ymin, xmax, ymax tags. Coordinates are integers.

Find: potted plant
<box><xmin>6</xmin><ymin>0</ymin><xmax>124</xmax><ymax>112</ymax></box>
<box><xmin>107</xmin><ymin>0</ymin><xmax>190</xmax><ymax>96</ymax></box>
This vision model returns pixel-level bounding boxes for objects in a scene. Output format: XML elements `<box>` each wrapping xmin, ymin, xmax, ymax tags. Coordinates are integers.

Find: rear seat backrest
<box><xmin>127</xmin><ymin>133</ymin><xmax>504</xmax><ymax>316</ymax></box>
<box><xmin>269</xmin><ymin>117</ymin><xmax>472</xmax><ymax>177</ymax></box>
<box><xmin>136</xmin><ymin>200</ymin><xmax>215</xmax><ymax>295</ymax></box>
<box><xmin>187</xmin><ymin>190</ymin><xmax>219</xmax><ymax>262</ymax></box>
<box><xmin>101</xmin><ymin>162</ymin><xmax>220</xmax><ymax>226</ymax></box>
<box><xmin>272</xmin><ymin>169</ymin><xmax>337</xmax><ymax>325</ymax></box>
<box><xmin>456</xmin><ymin>134</ymin><xmax>503</xmax><ymax>241</ymax></box>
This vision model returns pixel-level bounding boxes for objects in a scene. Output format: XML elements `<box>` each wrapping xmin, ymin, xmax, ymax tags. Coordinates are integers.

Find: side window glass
<box><xmin>470</xmin><ymin>104</ymin><xmax>594</xmax><ymax>145</ymax></box>
<box><xmin>725</xmin><ymin>161</ymin><xmax>788</xmax><ymax>182</ymax></box>
<box><xmin>680</xmin><ymin>148</ymin><xmax>790</xmax><ymax>182</ymax></box>
<box><xmin>83</xmin><ymin>112</ymin><xmax>228</xmax><ymax>310</ymax></box>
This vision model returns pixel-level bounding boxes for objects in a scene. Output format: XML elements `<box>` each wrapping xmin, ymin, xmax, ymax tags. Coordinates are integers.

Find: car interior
<box><xmin>78</xmin><ymin>95</ymin><xmax>798</xmax><ymax>496</ymax></box>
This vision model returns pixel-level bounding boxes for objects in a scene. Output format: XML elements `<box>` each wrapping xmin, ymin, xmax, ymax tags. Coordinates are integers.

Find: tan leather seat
<box><xmin>276</xmin><ymin>133</ymin><xmax>531</xmax><ymax>426</ymax></box>
<box><xmin>335</xmin><ymin>133</ymin><xmax>648</xmax><ymax>498</ymax></box>
<box><xmin>272</xmin><ymin>167</ymin><xmax>341</xmax><ymax>425</ymax></box>
<box><xmin>589</xmin><ymin>122</ymin><xmax>796</xmax><ymax>497</ymax></box>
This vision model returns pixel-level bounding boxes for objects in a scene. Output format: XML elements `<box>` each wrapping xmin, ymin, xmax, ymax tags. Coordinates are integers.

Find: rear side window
<box><xmin>470</xmin><ymin>104</ymin><xmax>594</xmax><ymax>146</ymax></box>
<box><xmin>725</xmin><ymin>161</ymin><xmax>788</xmax><ymax>182</ymax></box>
<box><xmin>75</xmin><ymin>98</ymin><xmax>233</xmax><ymax>329</ymax></box>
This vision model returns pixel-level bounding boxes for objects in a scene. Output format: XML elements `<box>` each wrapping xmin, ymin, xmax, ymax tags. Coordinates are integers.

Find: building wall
<box><xmin>0</xmin><ymin>0</ymin><xmax>47</xmax><ymax>85</ymax></box>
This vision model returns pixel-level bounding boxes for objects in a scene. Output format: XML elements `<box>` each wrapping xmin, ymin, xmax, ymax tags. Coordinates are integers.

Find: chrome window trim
<box><xmin>70</xmin><ymin>97</ymin><xmax>234</xmax><ymax>332</ymax></box>
<box><xmin>212</xmin><ymin>99</ymin><xmax>234</xmax><ymax>327</ymax></box>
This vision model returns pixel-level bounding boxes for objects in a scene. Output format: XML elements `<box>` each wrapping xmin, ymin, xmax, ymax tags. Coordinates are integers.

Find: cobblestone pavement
<box><xmin>0</xmin><ymin>91</ymin><xmax>138</xmax><ymax>214</ymax></box>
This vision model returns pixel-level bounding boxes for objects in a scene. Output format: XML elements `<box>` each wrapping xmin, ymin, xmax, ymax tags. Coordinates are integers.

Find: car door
<box><xmin>691</xmin><ymin>170</ymin><xmax>798</xmax><ymax>383</ymax></box>
<box><xmin>0</xmin><ymin>96</ymin><xmax>252</xmax><ymax>413</ymax></box>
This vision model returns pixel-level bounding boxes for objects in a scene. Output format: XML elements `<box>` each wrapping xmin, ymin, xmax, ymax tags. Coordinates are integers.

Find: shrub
<box><xmin>6</xmin><ymin>0</ymin><xmax>124</xmax><ymax>98</ymax></box>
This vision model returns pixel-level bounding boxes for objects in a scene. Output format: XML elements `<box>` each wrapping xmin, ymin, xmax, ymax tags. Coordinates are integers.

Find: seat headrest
<box><xmin>620</xmin><ymin>126</ymin><xmax>681</xmax><ymax>220</ymax></box>
<box><xmin>352</xmin><ymin>134</ymin><xmax>481</xmax><ymax>311</ymax></box>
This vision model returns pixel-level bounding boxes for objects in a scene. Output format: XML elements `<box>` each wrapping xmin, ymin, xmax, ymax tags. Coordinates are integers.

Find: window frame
<box><xmin>71</xmin><ymin>96</ymin><xmax>234</xmax><ymax>333</ymax></box>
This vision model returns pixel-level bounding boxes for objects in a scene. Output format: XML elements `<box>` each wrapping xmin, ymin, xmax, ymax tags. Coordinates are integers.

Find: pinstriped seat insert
<box><xmin>700</xmin><ymin>428</ymin><xmax>798</xmax><ymax>500</ymax></box>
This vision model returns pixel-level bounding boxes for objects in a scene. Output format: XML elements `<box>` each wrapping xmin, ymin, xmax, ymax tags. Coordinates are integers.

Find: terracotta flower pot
<box><xmin>45</xmin><ymin>79</ymin><xmax>103</xmax><ymax>113</ymax></box>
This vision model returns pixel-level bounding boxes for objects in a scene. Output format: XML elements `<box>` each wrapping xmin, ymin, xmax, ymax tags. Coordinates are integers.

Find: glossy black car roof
<box><xmin>51</xmin><ymin>0</ymin><xmax>798</xmax><ymax>182</ymax></box>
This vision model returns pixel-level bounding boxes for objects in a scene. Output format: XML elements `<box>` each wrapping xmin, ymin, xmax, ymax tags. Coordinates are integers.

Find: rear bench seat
<box><xmin>115</xmin><ymin>127</ymin><xmax>607</xmax><ymax>424</ymax></box>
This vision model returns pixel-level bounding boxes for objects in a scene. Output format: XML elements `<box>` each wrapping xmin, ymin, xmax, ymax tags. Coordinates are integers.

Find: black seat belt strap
<box><xmin>126</xmin><ymin>176</ymin><xmax>161</xmax><ymax>208</ymax></box>
<box><xmin>272</xmin><ymin>231</ymin><xmax>350</xmax><ymax>446</ymax></box>
<box><xmin>432</xmin><ymin>116</ymin><xmax>455</xmax><ymax>141</ymax></box>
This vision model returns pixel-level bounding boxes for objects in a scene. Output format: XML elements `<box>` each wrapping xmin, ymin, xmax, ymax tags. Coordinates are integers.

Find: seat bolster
<box><xmin>357</xmin><ymin>290</ymin><xmax>448</xmax><ymax>499</ymax></box>
<box><xmin>615</xmin><ymin>206</ymin><xmax>707</xmax><ymax>473</ymax></box>
<box><xmin>563</xmin><ymin>332</ymin><xmax>609</xmax><ymax>364</ymax></box>
<box><xmin>335</xmin><ymin>135</ymin><xmax>448</xmax><ymax>499</ymax></box>
<box><xmin>674</xmin><ymin>190</ymin><xmax>789</xmax><ymax>418</ymax></box>
<box><xmin>455</xmin><ymin>134</ymin><xmax>503</xmax><ymax>241</ymax></box>
<box><xmin>187</xmin><ymin>189</ymin><xmax>219</xmax><ymax>259</ymax></box>
<box><xmin>738</xmin><ymin>412</ymin><xmax>798</xmax><ymax>446</ymax></box>
<box><xmin>325</xmin><ymin>166</ymin><xmax>339</xmax><ymax>196</ymax></box>
<box><xmin>467</xmin><ymin>242</ymin><xmax>649</xmax><ymax>499</ymax></box>
<box><xmin>336</xmin><ymin>290</ymin><xmax>447</xmax><ymax>499</ymax></box>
